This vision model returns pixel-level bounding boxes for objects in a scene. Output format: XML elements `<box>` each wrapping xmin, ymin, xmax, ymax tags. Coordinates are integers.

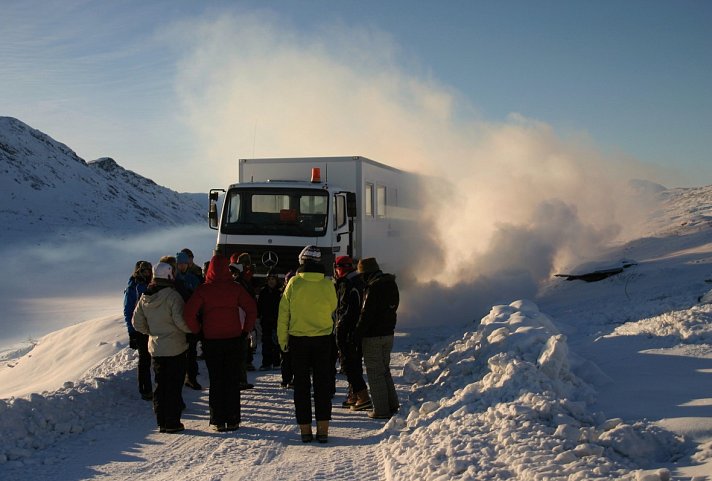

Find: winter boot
<box><xmin>341</xmin><ymin>386</ymin><xmax>357</xmax><ymax>408</ymax></box>
<box><xmin>184</xmin><ymin>378</ymin><xmax>202</xmax><ymax>390</ymax></box>
<box><xmin>161</xmin><ymin>423</ymin><xmax>185</xmax><ymax>433</ymax></box>
<box><xmin>316</xmin><ymin>420</ymin><xmax>329</xmax><ymax>443</ymax></box>
<box><xmin>299</xmin><ymin>424</ymin><xmax>313</xmax><ymax>443</ymax></box>
<box><xmin>350</xmin><ymin>389</ymin><xmax>372</xmax><ymax>411</ymax></box>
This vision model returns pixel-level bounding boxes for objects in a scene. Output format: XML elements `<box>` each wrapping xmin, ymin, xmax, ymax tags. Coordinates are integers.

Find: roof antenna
<box><xmin>252</xmin><ymin>120</ymin><xmax>258</xmax><ymax>157</ymax></box>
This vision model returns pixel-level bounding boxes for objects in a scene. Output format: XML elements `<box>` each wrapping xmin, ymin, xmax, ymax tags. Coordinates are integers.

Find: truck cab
<box><xmin>210</xmin><ymin>173</ymin><xmax>356</xmax><ymax>277</ymax></box>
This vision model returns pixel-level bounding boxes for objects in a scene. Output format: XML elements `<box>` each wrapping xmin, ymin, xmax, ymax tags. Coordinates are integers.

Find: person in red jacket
<box><xmin>184</xmin><ymin>255</ymin><xmax>257</xmax><ymax>432</ymax></box>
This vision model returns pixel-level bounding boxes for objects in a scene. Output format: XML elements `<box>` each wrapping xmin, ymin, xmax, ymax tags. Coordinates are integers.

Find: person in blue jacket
<box><xmin>176</xmin><ymin>251</ymin><xmax>202</xmax><ymax>390</ymax></box>
<box><xmin>124</xmin><ymin>260</ymin><xmax>153</xmax><ymax>400</ymax></box>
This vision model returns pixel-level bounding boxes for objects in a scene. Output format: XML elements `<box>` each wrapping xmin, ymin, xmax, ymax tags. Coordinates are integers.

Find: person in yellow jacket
<box><xmin>278</xmin><ymin>245</ymin><xmax>337</xmax><ymax>443</ymax></box>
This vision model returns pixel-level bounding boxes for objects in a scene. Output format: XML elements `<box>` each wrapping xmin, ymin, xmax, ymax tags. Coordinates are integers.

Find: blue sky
<box><xmin>2</xmin><ymin>0</ymin><xmax>711</xmax><ymax>192</ymax></box>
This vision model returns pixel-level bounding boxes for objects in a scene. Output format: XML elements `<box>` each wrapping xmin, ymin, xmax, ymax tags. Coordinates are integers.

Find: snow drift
<box><xmin>386</xmin><ymin>300</ymin><xmax>688</xmax><ymax>481</ymax></box>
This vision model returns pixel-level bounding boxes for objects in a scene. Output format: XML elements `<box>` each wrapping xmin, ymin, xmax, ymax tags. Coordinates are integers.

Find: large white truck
<box><xmin>208</xmin><ymin>156</ymin><xmax>418</xmax><ymax>277</ymax></box>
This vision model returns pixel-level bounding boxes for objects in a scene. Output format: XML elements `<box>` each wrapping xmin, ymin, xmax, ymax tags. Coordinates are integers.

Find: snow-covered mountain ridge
<box><xmin>646</xmin><ymin>185</ymin><xmax>712</xmax><ymax>237</ymax></box>
<box><xmin>0</xmin><ymin>116</ymin><xmax>204</xmax><ymax>242</ymax></box>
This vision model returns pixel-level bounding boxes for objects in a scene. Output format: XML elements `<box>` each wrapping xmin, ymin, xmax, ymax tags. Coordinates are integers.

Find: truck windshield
<box><xmin>221</xmin><ymin>188</ymin><xmax>329</xmax><ymax>237</ymax></box>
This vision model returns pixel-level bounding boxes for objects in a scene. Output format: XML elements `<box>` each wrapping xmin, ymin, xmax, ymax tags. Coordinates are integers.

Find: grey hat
<box><xmin>298</xmin><ymin>245</ymin><xmax>321</xmax><ymax>264</ymax></box>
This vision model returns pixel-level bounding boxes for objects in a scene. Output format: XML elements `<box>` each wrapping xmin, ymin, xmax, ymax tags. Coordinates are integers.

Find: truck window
<box><xmin>300</xmin><ymin>195</ymin><xmax>327</xmax><ymax>214</ymax></box>
<box><xmin>376</xmin><ymin>185</ymin><xmax>386</xmax><ymax>218</ymax></box>
<box><xmin>252</xmin><ymin>194</ymin><xmax>291</xmax><ymax>212</ymax></box>
<box><xmin>365</xmin><ymin>183</ymin><xmax>374</xmax><ymax>217</ymax></box>
<box><xmin>226</xmin><ymin>191</ymin><xmax>241</xmax><ymax>223</ymax></box>
<box><xmin>334</xmin><ymin>195</ymin><xmax>347</xmax><ymax>229</ymax></box>
<box><xmin>221</xmin><ymin>188</ymin><xmax>329</xmax><ymax>237</ymax></box>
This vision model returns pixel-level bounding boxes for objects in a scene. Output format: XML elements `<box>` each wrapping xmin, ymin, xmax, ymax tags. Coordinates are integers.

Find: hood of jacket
<box><xmin>297</xmin><ymin>271</ymin><xmax>326</xmax><ymax>282</ymax></box>
<box><xmin>126</xmin><ymin>275</ymin><xmax>149</xmax><ymax>290</ymax></box>
<box><xmin>367</xmin><ymin>271</ymin><xmax>396</xmax><ymax>286</ymax></box>
<box><xmin>205</xmin><ymin>255</ymin><xmax>234</xmax><ymax>284</ymax></box>
<box><xmin>140</xmin><ymin>285</ymin><xmax>176</xmax><ymax>311</ymax></box>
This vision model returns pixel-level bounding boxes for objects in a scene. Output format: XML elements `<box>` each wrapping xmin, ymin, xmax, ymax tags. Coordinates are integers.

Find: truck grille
<box><xmin>216</xmin><ymin>244</ymin><xmax>335</xmax><ymax>277</ymax></box>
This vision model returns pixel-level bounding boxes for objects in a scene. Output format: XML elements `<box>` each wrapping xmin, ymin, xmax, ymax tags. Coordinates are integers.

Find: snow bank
<box><xmin>385</xmin><ymin>300</ymin><xmax>687</xmax><ymax>481</ymax></box>
<box><xmin>0</xmin><ymin>317</ymin><xmax>138</xmax><ymax>466</ymax></box>
<box><xmin>608</xmin><ymin>304</ymin><xmax>712</xmax><ymax>345</ymax></box>
<box><xmin>0</xmin><ymin>316</ymin><xmax>127</xmax><ymax>399</ymax></box>
<box><xmin>0</xmin><ymin>350</ymin><xmax>137</xmax><ymax>466</ymax></box>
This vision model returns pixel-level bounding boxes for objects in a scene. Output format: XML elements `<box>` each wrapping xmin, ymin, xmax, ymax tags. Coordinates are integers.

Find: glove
<box><xmin>128</xmin><ymin>333</ymin><xmax>139</xmax><ymax>349</ymax></box>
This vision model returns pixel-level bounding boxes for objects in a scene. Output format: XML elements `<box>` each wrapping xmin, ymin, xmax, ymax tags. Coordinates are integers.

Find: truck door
<box><xmin>333</xmin><ymin>193</ymin><xmax>352</xmax><ymax>258</ymax></box>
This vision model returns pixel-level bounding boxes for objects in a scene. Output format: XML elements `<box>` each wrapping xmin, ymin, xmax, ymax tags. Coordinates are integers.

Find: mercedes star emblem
<box><xmin>262</xmin><ymin>250</ymin><xmax>279</xmax><ymax>268</ymax></box>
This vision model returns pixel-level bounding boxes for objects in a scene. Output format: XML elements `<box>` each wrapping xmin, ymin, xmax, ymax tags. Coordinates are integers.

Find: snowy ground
<box><xmin>0</xmin><ymin>317</ymin><xmax>416</xmax><ymax>481</ymax></box>
<box><xmin>1</xmin><ymin>293</ymin><xmax>711</xmax><ymax>480</ymax></box>
<box><xmin>2</xmin><ymin>188</ymin><xmax>712</xmax><ymax>480</ymax></box>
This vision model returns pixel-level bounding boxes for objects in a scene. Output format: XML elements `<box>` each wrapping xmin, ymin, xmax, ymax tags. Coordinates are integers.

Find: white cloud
<box><xmin>162</xmin><ymin>11</ymin><xmax>667</xmax><ymax>326</ymax></box>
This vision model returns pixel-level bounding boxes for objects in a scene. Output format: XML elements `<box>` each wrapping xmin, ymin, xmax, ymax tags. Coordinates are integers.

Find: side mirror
<box><xmin>208</xmin><ymin>189</ymin><xmax>225</xmax><ymax>230</ymax></box>
<box><xmin>209</xmin><ymin>200</ymin><xmax>218</xmax><ymax>229</ymax></box>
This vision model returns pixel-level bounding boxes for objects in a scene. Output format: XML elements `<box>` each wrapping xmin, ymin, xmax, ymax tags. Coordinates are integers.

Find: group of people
<box><xmin>123</xmin><ymin>248</ymin><xmax>214</xmax><ymax>432</ymax></box>
<box><xmin>122</xmin><ymin>244</ymin><xmax>400</xmax><ymax>443</ymax></box>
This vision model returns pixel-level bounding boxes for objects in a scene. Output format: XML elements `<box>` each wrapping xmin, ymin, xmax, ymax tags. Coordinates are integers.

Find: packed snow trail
<box><xmin>88</xmin><ymin>374</ymin><xmax>391</xmax><ymax>481</ymax></box>
<box><xmin>1</xmin><ymin>352</ymin><xmax>408</xmax><ymax>481</ymax></box>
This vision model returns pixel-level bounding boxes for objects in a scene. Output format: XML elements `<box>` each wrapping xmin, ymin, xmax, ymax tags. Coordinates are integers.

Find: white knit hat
<box><xmin>153</xmin><ymin>262</ymin><xmax>174</xmax><ymax>281</ymax></box>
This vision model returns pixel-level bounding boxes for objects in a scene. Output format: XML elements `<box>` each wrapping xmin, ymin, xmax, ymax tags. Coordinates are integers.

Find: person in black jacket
<box><xmin>258</xmin><ymin>269</ymin><xmax>282</xmax><ymax>370</ymax></box>
<box><xmin>228</xmin><ymin>260</ymin><xmax>255</xmax><ymax>390</ymax></box>
<box><xmin>334</xmin><ymin>256</ymin><xmax>370</xmax><ymax>410</ymax></box>
<box><xmin>353</xmin><ymin>257</ymin><xmax>400</xmax><ymax>419</ymax></box>
<box><xmin>279</xmin><ymin>270</ymin><xmax>296</xmax><ymax>388</ymax></box>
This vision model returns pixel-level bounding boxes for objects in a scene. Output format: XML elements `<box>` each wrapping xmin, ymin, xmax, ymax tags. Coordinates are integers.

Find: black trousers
<box><xmin>329</xmin><ymin>333</ymin><xmax>338</xmax><ymax>397</ymax></box>
<box><xmin>203</xmin><ymin>337</ymin><xmax>243</xmax><ymax>426</ymax></box>
<box><xmin>261</xmin><ymin>321</ymin><xmax>281</xmax><ymax>367</ymax></box>
<box><xmin>185</xmin><ymin>333</ymin><xmax>200</xmax><ymax>382</ymax></box>
<box><xmin>238</xmin><ymin>335</ymin><xmax>249</xmax><ymax>384</ymax></box>
<box><xmin>152</xmin><ymin>351</ymin><xmax>187</xmax><ymax>429</ymax></box>
<box><xmin>281</xmin><ymin>349</ymin><xmax>293</xmax><ymax>385</ymax></box>
<box><xmin>135</xmin><ymin>332</ymin><xmax>152</xmax><ymax>395</ymax></box>
<box><xmin>289</xmin><ymin>335</ymin><xmax>333</xmax><ymax>425</ymax></box>
<box><xmin>341</xmin><ymin>342</ymin><xmax>367</xmax><ymax>393</ymax></box>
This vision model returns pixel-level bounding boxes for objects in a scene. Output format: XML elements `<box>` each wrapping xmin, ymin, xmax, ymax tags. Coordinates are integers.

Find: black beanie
<box><xmin>357</xmin><ymin>257</ymin><xmax>380</xmax><ymax>274</ymax></box>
